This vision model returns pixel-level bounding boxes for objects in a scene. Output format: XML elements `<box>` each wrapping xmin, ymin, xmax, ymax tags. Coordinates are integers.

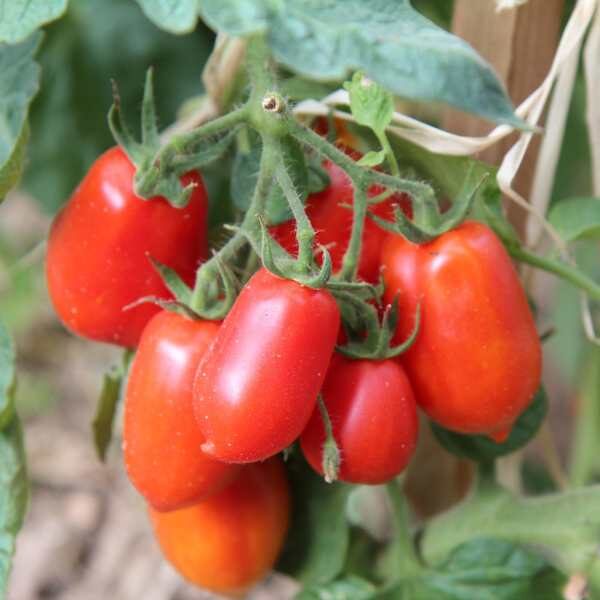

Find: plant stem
<box><xmin>158</xmin><ymin>106</ymin><xmax>248</xmax><ymax>164</ymax></box>
<box><xmin>377</xmin><ymin>131</ymin><xmax>400</xmax><ymax>177</ymax></box>
<box><xmin>339</xmin><ymin>184</ymin><xmax>368</xmax><ymax>281</ymax></box>
<box><xmin>275</xmin><ymin>160</ymin><xmax>316</xmax><ymax>271</ymax></box>
<box><xmin>386</xmin><ymin>480</ymin><xmax>421</xmax><ymax>576</ymax></box>
<box><xmin>510</xmin><ymin>246</ymin><xmax>600</xmax><ymax>302</ymax></box>
<box><xmin>189</xmin><ymin>136</ymin><xmax>278</xmax><ymax>313</ymax></box>
<box><xmin>290</xmin><ymin>120</ymin><xmax>434</xmax><ymax>199</ymax></box>
<box><xmin>317</xmin><ymin>395</ymin><xmax>340</xmax><ymax>483</ymax></box>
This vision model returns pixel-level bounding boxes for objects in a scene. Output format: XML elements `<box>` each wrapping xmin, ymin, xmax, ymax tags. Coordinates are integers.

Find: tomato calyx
<box><xmin>336</xmin><ymin>291</ymin><xmax>421</xmax><ymax>360</ymax></box>
<box><xmin>109</xmin><ymin>68</ymin><xmax>243</xmax><ymax>209</ymax></box>
<box><xmin>316</xmin><ymin>394</ymin><xmax>341</xmax><ymax>483</ymax></box>
<box><xmin>124</xmin><ymin>252</ymin><xmax>239</xmax><ymax>322</ymax></box>
<box><xmin>370</xmin><ymin>169</ymin><xmax>489</xmax><ymax>244</ymax></box>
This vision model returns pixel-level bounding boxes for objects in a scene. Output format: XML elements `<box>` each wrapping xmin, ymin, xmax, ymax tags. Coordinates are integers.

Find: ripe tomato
<box><xmin>381</xmin><ymin>221</ymin><xmax>542</xmax><ymax>441</ymax></box>
<box><xmin>312</xmin><ymin>116</ymin><xmax>357</xmax><ymax>147</ymax></box>
<box><xmin>270</xmin><ymin>159</ymin><xmax>411</xmax><ymax>283</ymax></box>
<box><xmin>123</xmin><ymin>310</ymin><xmax>238</xmax><ymax>512</ymax></box>
<box><xmin>301</xmin><ymin>354</ymin><xmax>419</xmax><ymax>484</ymax></box>
<box><xmin>46</xmin><ymin>146</ymin><xmax>208</xmax><ymax>348</ymax></box>
<box><xmin>194</xmin><ymin>268</ymin><xmax>340</xmax><ymax>463</ymax></box>
<box><xmin>149</xmin><ymin>458</ymin><xmax>290</xmax><ymax>597</ymax></box>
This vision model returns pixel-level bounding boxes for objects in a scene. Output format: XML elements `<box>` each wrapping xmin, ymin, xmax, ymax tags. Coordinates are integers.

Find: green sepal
<box><xmin>109</xmin><ymin>68</ymin><xmax>237</xmax><ymax>208</ymax></box>
<box><xmin>369</xmin><ymin>168</ymin><xmax>489</xmax><ymax>244</ymax></box>
<box><xmin>336</xmin><ymin>295</ymin><xmax>420</xmax><ymax>361</ymax></box>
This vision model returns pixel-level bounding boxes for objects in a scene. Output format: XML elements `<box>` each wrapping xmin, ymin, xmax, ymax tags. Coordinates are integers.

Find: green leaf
<box><xmin>0</xmin><ymin>321</ymin><xmax>28</xmax><ymax>596</ymax></box>
<box><xmin>296</xmin><ymin>576</ymin><xmax>376</xmax><ymax>600</ymax></box>
<box><xmin>357</xmin><ymin>150</ymin><xmax>386</xmax><ymax>168</ymax></box>
<box><xmin>0</xmin><ymin>322</ymin><xmax>16</xmax><ymax>428</ymax></box>
<box><xmin>91</xmin><ymin>350</ymin><xmax>132</xmax><ymax>462</ymax></box>
<box><xmin>0</xmin><ymin>33</ymin><xmax>42</xmax><ymax>202</ymax></box>
<box><xmin>344</xmin><ymin>72</ymin><xmax>394</xmax><ymax>134</ymax></box>
<box><xmin>379</xmin><ymin>539</ymin><xmax>564</xmax><ymax>600</ymax></box>
<box><xmin>232</xmin><ymin>132</ymin><xmax>309</xmax><ymax>225</ymax></box>
<box><xmin>200</xmin><ymin>0</ymin><xmax>521</xmax><ymax>126</ymax></box>
<box><xmin>0</xmin><ymin>1</ymin><xmax>67</xmax><ymax>44</ymax></box>
<box><xmin>548</xmin><ymin>197</ymin><xmax>600</xmax><ymax>242</ymax></box>
<box><xmin>134</xmin><ymin>0</ymin><xmax>199</xmax><ymax>34</ymax></box>
<box><xmin>422</xmin><ymin>482</ymin><xmax>600</xmax><ymax>592</ymax></box>
<box><xmin>278</xmin><ymin>459</ymin><xmax>354</xmax><ymax>585</ymax></box>
<box><xmin>0</xmin><ymin>417</ymin><xmax>28</xmax><ymax>596</ymax></box>
<box><xmin>23</xmin><ymin>0</ymin><xmax>214</xmax><ymax>213</ymax></box>
<box><xmin>431</xmin><ymin>387</ymin><xmax>548</xmax><ymax>462</ymax></box>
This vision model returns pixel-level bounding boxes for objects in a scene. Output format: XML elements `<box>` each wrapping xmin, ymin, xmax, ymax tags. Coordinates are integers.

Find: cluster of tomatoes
<box><xmin>45</xmin><ymin>135</ymin><xmax>542</xmax><ymax>595</ymax></box>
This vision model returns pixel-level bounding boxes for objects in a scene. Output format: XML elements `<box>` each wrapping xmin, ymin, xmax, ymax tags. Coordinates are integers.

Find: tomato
<box><xmin>312</xmin><ymin>116</ymin><xmax>357</xmax><ymax>147</ymax></box>
<box><xmin>194</xmin><ymin>268</ymin><xmax>340</xmax><ymax>463</ymax></box>
<box><xmin>381</xmin><ymin>221</ymin><xmax>542</xmax><ymax>440</ymax></box>
<box><xmin>123</xmin><ymin>310</ymin><xmax>238</xmax><ymax>512</ymax></box>
<box><xmin>301</xmin><ymin>354</ymin><xmax>418</xmax><ymax>484</ymax></box>
<box><xmin>271</xmin><ymin>158</ymin><xmax>411</xmax><ymax>283</ymax></box>
<box><xmin>46</xmin><ymin>146</ymin><xmax>208</xmax><ymax>348</ymax></box>
<box><xmin>149</xmin><ymin>458</ymin><xmax>290</xmax><ymax>597</ymax></box>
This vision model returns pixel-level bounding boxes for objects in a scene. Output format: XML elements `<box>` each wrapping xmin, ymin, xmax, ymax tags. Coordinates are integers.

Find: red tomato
<box><xmin>312</xmin><ymin>116</ymin><xmax>357</xmax><ymax>147</ymax></box>
<box><xmin>149</xmin><ymin>458</ymin><xmax>290</xmax><ymax>597</ymax></box>
<box><xmin>301</xmin><ymin>354</ymin><xmax>419</xmax><ymax>484</ymax></box>
<box><xmin>194</xmin><ymin>268</ymin><xmax>340</xmax><ymax>463</ymax></box>
<box><xmin>46</xmin><ymin>146</ymin><xmax>208</xmax><ymax>348</ymax></box>
<box><xmin>270</xmin><ymin>159</ymin><xmax>411</xmax><ymax>283</ymax></box>
<box><xmin>381</xmin><ymin>221</ymin><xmax>542</xmax><ymax>440</ymax></box>
<box><xmin>123</xmin><ymin>311</ymin><xmax>238</xmax><ymax>512</ymax></box>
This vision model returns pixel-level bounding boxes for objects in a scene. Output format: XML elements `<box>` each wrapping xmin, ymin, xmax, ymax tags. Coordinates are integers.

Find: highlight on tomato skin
<box><xmin>149</xmin><ymin>458</ymin><xmax>290</xmax><ymax>597</ymax></box>
<box><xmin>123</xmin><ymin>310</ymin><xmax>239</xmax><ymax>513</ymax></box>
<box><xmin>301</xmin><ymin>354</ymin><xmax>419</xmax><ymax>484</ymax></box>
<box><xmin>46</xmin><ymin>146</ymin><xmax>209</xmax><ymax>348</ymax></box>
<box><xmin>193</xmin><ymin>267</ymin><xmax>340</xmax><ymax>464</ymax></box>
<box><xmin>381</xmin><ymin>220</ymin><xmax>542</xmax><ymax>440</ymax></box>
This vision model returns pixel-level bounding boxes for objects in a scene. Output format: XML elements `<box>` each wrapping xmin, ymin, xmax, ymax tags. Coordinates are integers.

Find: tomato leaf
<box><xmin>134</xmin><ymin>0</ymin><xmax>198</xmax><ymax>34</ymax></box>
<box><xmin>200</xmin><ymin>0</ymin><xmax>522</xmax><ymax>126</ymax></box>
<box><xmin>548</xmin><ymin>197</ymin><xmax>600</xmax><ymax>242</ymax></box>
<box><xmin>423</xmin><ymin>483</ymin><xmax>600</xmax><ymax>594</ymax></box>
<box><xmin>357</xmin><ymin>151</ymin><xmax>386</xmax><ymax>168</ymax></box>
<box><xmin>0</xmin><ymin>321</ymin><xmax>28</xmax><ymax>597</ymax></box>
<box><xmin>295</xmin><ymin>576</ymin><xmax>377</xmax><ymax>600</ymax></box>
<box><xmin>378</xmin><ymin>539</ymin><xmax>564</xmax><ymax>600</ymax></box>
<box><xmin>0</xmin><ymin>33</ymin><xmax>42</xmax><ymax>203</ymax></box>
<box><xmin>0</xmin><ymin>1</ymin><xmax>66</xmax><ymax>44</ymax></box>
<box><xmin>278</xmin><ymin>458</ymin><xmax>353</xmax><ymax>585</ymax></box>
<box><xmin>344</xmin><ymin>72</ymin><xmax>394</xmax><ymax>135</ymax></box>
<box><xmin>91</xmin><ymin>351</ymin><xmax>133</xmax><ymax>462</ymax></box>
<box><xmin>430</xmin><ymin>387</ymin><xmax>547</xmax><ymax>462</ymax></box>
<box><xmin>232</xmin><ymin>132</ymin><xmax>309</xmax><ymax>225</ymax></box>
<box><xmin>23</xmin><ymin>0</ymin><xmax>214</xmax><ymax>213</ymax></box>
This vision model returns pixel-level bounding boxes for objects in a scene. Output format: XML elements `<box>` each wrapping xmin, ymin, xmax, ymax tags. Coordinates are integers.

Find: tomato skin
<box><xmin>123</xmin><ymin>311</ymin><xmax>238</xmax><ymax>512</ymax></box>
<box><xmin>381</xmin><ymin>221</ymin><xmax>542</xmax><ymax>438</ymax></box>
<box><xmin>149</xmin><ymin>458</ymin><xmax>290</xmax><ymax>597</ymax></box>
<box><xmin>46</xmin><ymin>146</ymin><xmax>208</xmax><ymax>348</ymax></box>
<box><xmin>194</xmin><ymin>268</ymin><xmax>340</xmax><ymax>463</ymax></box>
<box><xmin>271</xmin><ymin>159</ymin><xmax>410</xmax><ymax>283</ymax></box>
<box><xmin>301</xmin><ymin>354</ymin><xmax>419</xmax><ymax>484</ymax></box>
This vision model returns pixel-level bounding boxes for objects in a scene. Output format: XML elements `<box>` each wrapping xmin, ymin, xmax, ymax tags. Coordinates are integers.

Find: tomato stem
<box><xmin>385</xmin><ymin>480</ymin><xmax>421</xmax><ymax>576</ymax></box>
<box><xmin>510</xmin><ymin>246</ymin><xmax>600</xmax><ymax>302</ymax></box>
<box><xmin>274</xmin><ymin>159</ymin><xmax>317</xmax><ymax>272</ymax></box>
<box><xmin>317</xmin><ymin>394</ymin><xmax>340</xmax><ymax>483</ymax></box>
<box><xmin>189</xmin><ymin>138</ymin><xmax>280</xmax><ymax>315</ymax></box>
